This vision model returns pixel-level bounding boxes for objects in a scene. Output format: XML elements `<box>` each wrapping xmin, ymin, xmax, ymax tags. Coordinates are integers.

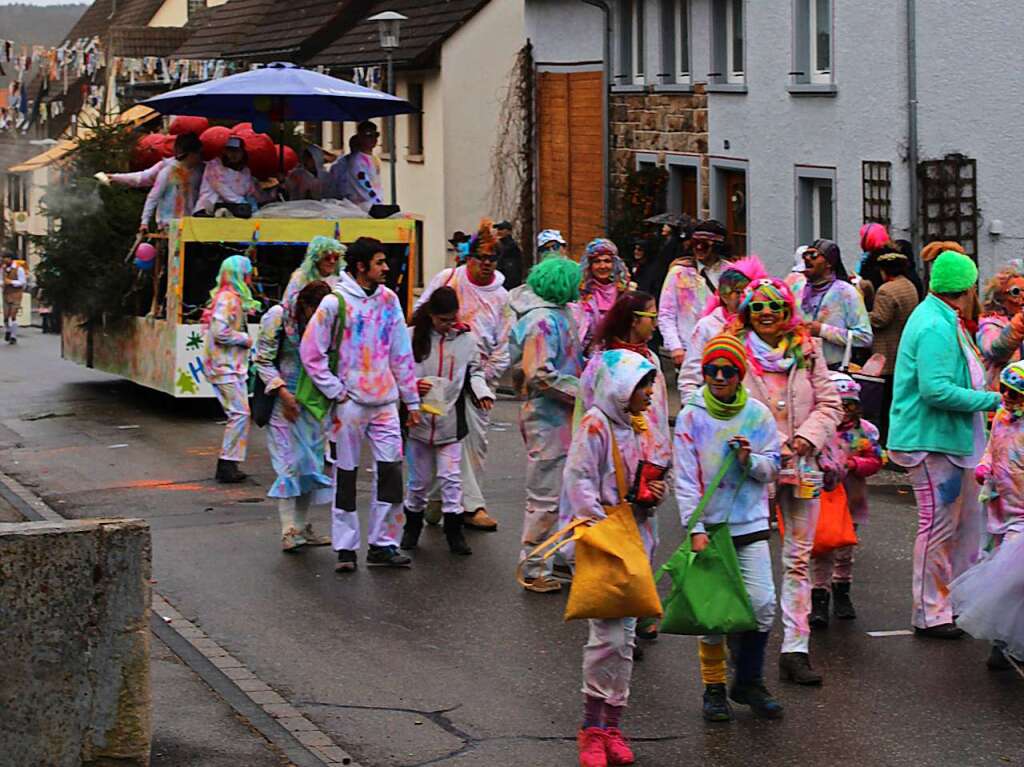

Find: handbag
<box><xmin>811</xmin><ymin>484</ymin><xmax>858</xmax><ymax>557</ymax></box>
<box><xmin>251</xmin><ymin>325</ymin><xmax>283</xmax><ymax>428</ymax></box>
<box><xmin>295</xmin><ymin>288</ymin><xmax>346</xmax><ymax>421</ymax></box>
<box><xmin>657</xmin><ymin>451</ymin><xmax>758</xmax><ymax>636</ymax></box>
<box><xmin>515</xmin><ymin>428</ymin><xmax>662</xmax><ymax>621</ymax></box>
<box><xmin>840</xmin><ymin>330</ymin><xmax>885</xmax><ymax>423</ymax></box>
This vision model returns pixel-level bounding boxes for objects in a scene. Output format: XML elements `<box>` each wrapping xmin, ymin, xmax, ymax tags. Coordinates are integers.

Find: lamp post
<box><xmin>368</xmin><ymin>11</ymin><xmax>407</xmax><ymax>206</ymax></box>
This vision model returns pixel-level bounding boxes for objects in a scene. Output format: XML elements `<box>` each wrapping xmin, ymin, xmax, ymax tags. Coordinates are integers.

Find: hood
<box><xmin>979</xmin><ymin>313</ymin><xmax>1011</xmax><ymax>331</ymax></box>
<box><xmin>508</xmin><ymin>284</ymin><xmax>560</xmax><ymax>319</ymax></box>
<box><xmin>812</xmin><ymin>238</ymin><xmax>850</xmax><ymax>282</ymax></box>
<box><xmin>587</xmin><ymin>349</ymin><xmax>656</xmax><ymax>429</ymax></box>
<box><xmin>337</xmin><ymin>270</ymin><xmax>382</xmax><ymax>302</ymax></box>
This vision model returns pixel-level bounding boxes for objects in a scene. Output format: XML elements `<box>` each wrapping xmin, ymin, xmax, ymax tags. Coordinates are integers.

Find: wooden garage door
<box><xmin>537</xmin><ymin>70</ymin><xmax>605</xmax><ymax>259</ymax></box>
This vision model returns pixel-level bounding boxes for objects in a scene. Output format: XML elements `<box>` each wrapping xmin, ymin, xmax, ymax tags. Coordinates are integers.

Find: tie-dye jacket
<box><xmin>658</xmin><ymin>260</ymin><xmax>725</xmax><ymax>354</ymax></box>
<box><xmin>823</xmin><ymin>418</ymin><xmax>883</xmax><ymax>524</ymax></box>
<box><xmin>509</xmin><ymin>288</ymin><xmax>583</xmax><ymax>461</ymax></box>
<box><xmin>674</xmin><ymin>389</ymin><xmax>781</xmax><ymax>537</ymax></box>
<box><xmin>977</xmin><ymin>313</ymin><xmax>1024</xmax><ymax>392</ymax></box>
<box><xmin>204</xmin><ymin>289</ymin><xmax>251</xmax><ymax>384</ymax></box>
<box><xmin>793</xmin><ymin>279</ymin><xmax>873</xmax><ymax>367</ymax></box>
<box><xmin>415</xmin><ymin>266</ymin><xmax>511</xmax><ymax>381</ymax></box>
<box><xmin>299</xmin><ymin>271</ymin><xmax>419</xmax><ymax>413</ymax></box>
<box><xmin>977</xmin><ymin>407</ymin><xmax>1024</xmax><ymax>535</ymax></box>
<box><xmin>141</xmin><ymin>159</ymin><xmax>203</xmax><ymax>228</ymax></box>
<box><xmin>558</xmin><ymin>350</ymin><xmax>658</xmax><ymax>551</ymax></box>
<box><xmin>194</xmin><ymin>158</ymin><xmax>259</xmax><ymax>215</ymax></box>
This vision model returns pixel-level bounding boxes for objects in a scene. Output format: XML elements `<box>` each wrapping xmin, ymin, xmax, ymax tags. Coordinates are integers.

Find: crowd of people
<box><xmin>197</xmin><ymin>215</ymin><xmax>1024</xmax><ymax>767</ymax></box>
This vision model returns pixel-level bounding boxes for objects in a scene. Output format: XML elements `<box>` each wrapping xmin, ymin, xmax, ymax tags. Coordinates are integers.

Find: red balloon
<box><xmin>245</xmin><ymin>133</ymin><xmax>279</xmax><ymax>179</ymax></box>
<box><xmin>169</xmin><ymin>116</ymin><xmax>209</xmax><ymax>136</ymax></box>
<box><xmin>280</xmin><ymin>145</ymin><xmax>299</xmax><ymax>174</ymax></box>
<box><xmin>158</xmin><ymin>134</ymin><xmax>177</xmax><ymax>158</ymax></box>
<box><xmin>231</xmin><ymin>122</ymin><xmax>255</xmax><ymax>136</ymax></box>
<box><xmin>199</xmin><ymin>125</ymin><xmax>231</xmax><ymax>162</ymax></box>
<box><xmin>131</xmin><ymin>133</ymin><xmax>170</xmax><ymax>170</ymax></box>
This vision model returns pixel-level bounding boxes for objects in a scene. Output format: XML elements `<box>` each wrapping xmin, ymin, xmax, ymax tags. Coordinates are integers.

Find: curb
<box><xmin>0</xmin><ymin>468</ymin><xmax>360</xmax><ymax>767</ymax></box>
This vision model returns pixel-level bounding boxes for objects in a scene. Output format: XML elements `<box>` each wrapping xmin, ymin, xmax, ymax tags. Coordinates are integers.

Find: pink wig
<box><xmin>860</xmin><ymin>222</ymin><xmax>890</xmax><ymax>253</ymax></box>
<box><xmin>700</xmin><ymin>255</ymin><xmax>770</xmax><ymax>318</ymax></box>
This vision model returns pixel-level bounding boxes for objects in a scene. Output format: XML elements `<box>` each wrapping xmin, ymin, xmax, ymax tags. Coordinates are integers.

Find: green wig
<box><xmin>298</xmin><ymin>236</ymin><xmax>346</xmax><ymax>283</ymax></box>
<box><xmin>527</xmin><ymin>256</ymin><xmax>581</xmax><ymax>306</ymax></box>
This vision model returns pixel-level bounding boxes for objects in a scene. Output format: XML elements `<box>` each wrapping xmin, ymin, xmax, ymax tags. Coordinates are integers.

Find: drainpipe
<box><xmin>906</xmin><ymin>0</ymin><xmax>920</xmax><ymax>256</ymax></box>
<box><xmin>580</xmin><ymin>0</ymin><xmax>612</xmax><ymax>228</ymax></box>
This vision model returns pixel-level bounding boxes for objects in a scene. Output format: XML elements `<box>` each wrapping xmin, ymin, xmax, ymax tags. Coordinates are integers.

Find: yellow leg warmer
<box><xmin>699</xmin><ymin>640</ymin><xmax>728</xmax><ymax>685</ymax></box>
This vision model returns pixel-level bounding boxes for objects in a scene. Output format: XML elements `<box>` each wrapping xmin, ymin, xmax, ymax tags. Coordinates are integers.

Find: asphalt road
<box><xmin>2</xmin><ymin>330</ymin><xmax>1022</xmax><ymax>767</ymax></box>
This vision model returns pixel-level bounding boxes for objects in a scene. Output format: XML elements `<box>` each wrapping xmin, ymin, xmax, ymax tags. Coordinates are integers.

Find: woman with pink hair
<box><xmin>677</xmin><ymin>256</ymin><xmax>768</xmax><ymax>398</ymax></box>
<box><xmin>727</xmin><ymin>278</ymin><xmax>843</xmax><ymax>685</ymax></box>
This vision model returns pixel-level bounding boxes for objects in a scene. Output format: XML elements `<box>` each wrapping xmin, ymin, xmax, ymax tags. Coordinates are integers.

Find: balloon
<box><xmin>169</xmin><ymin>116</ymin><xmax>209</xmax><ymax>136</ymax></box>
<box><xmin>158</xmin><ymin>134</ymin><xmax>177</xmax><ymax>158</ymax></box>
<box><xmin>199</xmin><ymin>125</ymin><xmax>231</xmax><ymax>161</ymax></box>
<box><xmin>131</xmin><ymin>133</ymin><xmax>170</xmax><ymax>170</ymax></box>
<box><xmin>134</xmin><ymin>256</ymin><xmax>155</xmax><ymax>271</ymax></box>
<box><xmin>280</xmin><ymin>145</ymin><xmax>299</xmax><ymax>174</ymax></box>
<box><xmin>245</xmin><ymin>133</ymin><xmax>278</xmax><ymax>179</ymax></box>
<box><xmin>231</xmin><ymin>122</ymin><xmax>255</xmax><ymax>136</ymax></box>
<box><xmin>135</xmin><ymin>242</ymin><xmax>157</xmax><ymax>263</ymax></box>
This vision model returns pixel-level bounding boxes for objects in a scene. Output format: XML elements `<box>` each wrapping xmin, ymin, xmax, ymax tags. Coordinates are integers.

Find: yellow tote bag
<box><xmin>516</xmin><ymin>431</ymin><xmax>663</xmax><ymax>621</ymax></box>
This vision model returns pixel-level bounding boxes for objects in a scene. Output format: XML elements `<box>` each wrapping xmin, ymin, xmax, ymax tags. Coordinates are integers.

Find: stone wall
<box><xmin>0</xmin><ymin>518</ymin><xmax>152</xmax><ymax>767</ymax></box>
<box><xmin>610</xmin><ymin>85</ymin><xmax>710</xmax><ymax>217</ymax></box>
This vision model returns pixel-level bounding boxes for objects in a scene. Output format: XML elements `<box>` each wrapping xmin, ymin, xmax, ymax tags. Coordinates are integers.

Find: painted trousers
<box><xmin>701</xmin><ymin>540</ymin><xmax>776</xmax><ymax>646</ymax></box>
<box><xmin>907</xmin><ymin>454</ymin><xmax>982</xmax><ymax>629</ymax></box>
<box><xmin>812</xmin><ymin>543</ymin><xmax>855</xmax><ymax>589</ymax></box>
<box><xmin>407</xmin><ymin>439</ymin><xmax>462</xmax><ymax>515</ymax></box>
<box><xmin>330</xmin><ymin>399</ymin><xmax>405</xmax><ymax>551</ymax></box>
<box><xmin>581</xmin><ymin>617</ymin><xmax>637</xmax><ymax>707</ymax></box>
<box><xmin>428</xmin><ymin>402</ymin><xmax>489</xmax><ymax>512</ymax></box>
<box><xmin>213</xmin><ymin>378</ymin><xmax>250</xmax><ymax>461</ymax></box>
<box><xmin>778</xmin><ymin>487</ymin><xmax>821</xmax><ymax>654</ymax></box>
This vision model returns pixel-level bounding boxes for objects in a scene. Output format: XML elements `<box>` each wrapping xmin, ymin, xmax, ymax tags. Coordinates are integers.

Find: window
<box><xmin>616</xmin><ymin>0</ymin><xmax>645</xmax><ymax>86</ymax></box>
<box><xmin>660</xmin><ymin>0</ymin><xmax>690</xmax><ymax>84</ymax></box>
<box><xmin>711</xmin><ymin>0</ymin><xmax>744</xmax><ymax>86</ymax></box>
<box><xmin>796</xmin><ymin>167</ymin><xmax>836</xmax><ymax>246</ymax></box>
<box><xmin>6</xmin><ymin>174</ymin><xmax>26</xmax><ymax>212</ymax></box>
<box><xmin>406</xmin><ymin>82</ymin><xmax>424</xmax><ymax>158</ymax></box>
<box><xmin>862</xmin><ymin>161</ymin><xmax>891</xmax><ymax>228</ymax></box>
<box><xmin>919</xmin><ymin>153</ymin><xmax>978</xmax><ymax>260</ymax></box>
<box><xmin>666</xmin><ymin>155</ymin><xmax>700</xmax><ymax>218</ymax></box>
<box><xmin>710</xmin><ymin>160</ymin><xmax>748</xmax><ymax>256</ymax></box>
<box><xmin>792</xmin><ymin>0</ymin><xmax>833</xmax><ymax>87</ymax></box>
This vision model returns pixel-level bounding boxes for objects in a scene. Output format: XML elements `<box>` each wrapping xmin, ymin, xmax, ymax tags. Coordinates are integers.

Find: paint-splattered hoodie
<box><xmin>674</xmin><ymin>388</ymin><xmax>781</xmax><ymax>538</ymax></box>
<box><xmin>558</xmin><ymin>350</ymin><xmax>656</xmax><ymax>540</ymax></box>
<box><xmin>977</xmin><ymin>407</ymin><xmax>1024</xmax><ymax>535</ymax></box>
<box><xmin>204</xmin><ymin>289</ymin><xmax>251</xmax><ymax>384</ymax></box>
<box><xmin>658</xmin><ymin>259</ymin><xmax>726</xmax><ymax>354</ymax></box>
<box><xmin>299</xmin><ymin>271</ymin><xmax>419</xmax><ymax>413</ymax></box>
<box><xmin>415</xmin><ymin>265</ymin><xmax>511</xmax><ymax>381</ymax></box>
<box><xmin>141</xmin><ymin>158</ymin><xmax>203</xmax><ymax>228</ymax></box>
<box><xmin>977</xmin><ymin>313</ymin><xmax>1024</xmax><ymax>392</ymax></box>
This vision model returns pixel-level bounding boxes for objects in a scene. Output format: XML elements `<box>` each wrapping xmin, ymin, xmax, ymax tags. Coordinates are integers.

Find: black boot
<box><xmin>443</xmin><ymin>514</ymin><xmax>472</xmax><ymax>556</ymax></box>
<box><xmin>810</xmin><ymin>588</ymin><xmax>830</xmax><ymax>628</ymax></box>
<box><xmin>832</xmin><ymin>582</ymin><xmax>856</xmax><ymax>620</ymax></box>
<box><xmin>987</xmin><ymin>644</ymin><xmax>1012</xmax><ymax>671</ymax></box>
<box><xmin>215</xmin><ymin>458</ymin><xmax>247</xmax><ymax>483</ymax></box>
<box><xmin>779</xmin><ymin>652</ymin><xmax>823</xmax><ymax>685</ymax></box>
<box><xmin>400</xmin><ymin>509</ymin><xmax>424</xmax><ymax>551</ymax></box>
<box><xmin>702</xmin><ymin>683</ymin><xmax>733</xmax><ymax>722</ymax></box>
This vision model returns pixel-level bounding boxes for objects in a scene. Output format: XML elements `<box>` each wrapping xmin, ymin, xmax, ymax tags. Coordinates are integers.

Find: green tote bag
<box><xmin>295</xmin><ymin>289</ymin><xmax>346</xmax><ymax>422</ymax></box>
<box><xmin>657</xmin><ymin>450</ymin><xmax>758</xmax><ymax>636</ymax></box>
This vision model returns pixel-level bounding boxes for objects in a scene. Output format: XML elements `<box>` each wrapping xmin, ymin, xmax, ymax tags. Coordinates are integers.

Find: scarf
<box><xmin>801</xmin><ymin>277</ymin><xmax>836</xmax><ymax>319</ymax></box>
<box><xmin>586</xmin><ymin>279</ymin><xmax>621</xmax><ymax>315</ymax></box>
<box><xmin>610</xmin><ymin>337</ymin><xmax>654</xmax><ymax>362</ymax></box>
<box><xmin>703</xmin><ymin>384</ymin><xmax>748</xmax><ymax>421</ymax></box>
<box><xmin>745</xmin><ymin>330</ymin><xmax>798</xmax><ymax>373</ymax></box>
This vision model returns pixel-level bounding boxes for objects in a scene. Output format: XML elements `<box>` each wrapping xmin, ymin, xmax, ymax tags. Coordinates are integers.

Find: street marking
<box><xmin>866</xmin><ymin>629</ymin><xmax>914</xmax><ymax>637</ymax></box>
<box><xmin>108</xmin><ymin>444</ymin><xmax>130</xmax><ymax>449</ymax></box>
<box><xmin>117</xmin><ymin>424</ymin><xmax>141</xmax><ymax>430</ymax></box>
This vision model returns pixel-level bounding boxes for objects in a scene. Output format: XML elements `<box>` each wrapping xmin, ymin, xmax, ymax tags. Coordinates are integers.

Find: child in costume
<box><xmin>564</xmin><ymin>349</ymin><xmax>667</xmax><ymax>767</ymax></box>
<box><xmin>674</xmin><ymin>335</ymin><xmax>783</xmax><ymax>722</ymax></box>
<box><xmin>509</xmin><ymin>257</ymin><xmax>584</xmax><ymax>594</ymax></box>
<box><xmin>809</xmin><ymin>372</ymin><xmax>884</xmax><ymax>626</ymax></box>
<box><xmin>203</xmin><ymin>255</ymin><xmax>258</xmax><ymax>483</ymax></box>
<box><xmin>952</xmin><ymin>360</ymin><xmax>1024</xmax><ymax>668</ymax></box>
<box><xmin>400</xmin><ymin>286</ymin><xmax>494</xmax><ymax>555</ymax></box>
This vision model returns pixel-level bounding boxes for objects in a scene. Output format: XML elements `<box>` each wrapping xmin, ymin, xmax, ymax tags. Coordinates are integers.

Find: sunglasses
<box><xmin>802</xmin><ymin>250</ymin><xmax>823</xmax><ymax>261</ymax></box>
<box><xmin>749</xmin><ymin>300</ymin><xmax>785</xmax><ymax>313</ymax></box>
<box><xmin>634</xmin><ymin>310</ymin><xmax>658</xmax><ymax>318</ymax></box>
<box><xmin>1007</xmin><ymin>286</ymin><xmax>1024</xmax><ymax>297</ymax></box>
<box><xmin>471</xmin><ymin>254</ymin><xmax>498</xmax><ymax>263</ymax></box>
<box><xmin>703</xmin><ymin>363</ymin><xmax>741</xmax><ymax>380</ymax></box>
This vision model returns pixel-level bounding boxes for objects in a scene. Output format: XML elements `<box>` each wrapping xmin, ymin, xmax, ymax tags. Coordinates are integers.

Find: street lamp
<box><xmin>368</xmin><ymin>11</ymin><xmax>407</xmax><ymax>206</ymax></box>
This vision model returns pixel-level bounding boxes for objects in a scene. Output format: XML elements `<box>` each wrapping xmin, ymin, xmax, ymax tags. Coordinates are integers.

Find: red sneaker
<box><xmin>577</xmin><ymin>727</ymin><xmax>609</xmax><ymax>767</ymax></box>
<box><xmin>605</xmin><ymin>728</ymin><xmax>635</xmax><ymax>765</ymax></box>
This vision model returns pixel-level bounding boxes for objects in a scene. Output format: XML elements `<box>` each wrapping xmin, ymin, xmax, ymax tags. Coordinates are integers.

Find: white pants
<box><xmin>582</xmin><ymin>617</ymin><xmax>637</xmax><ymax>707</ymax></box>
<box><xmin>330</xmin><ymin>400</ymin><xmax>405</xmax><ymax>551</ymax></box>
<box><xmin>700</xmin><ymin>539</ymin><xmax>776</xmax><ymax>645</ymax></box>
<box><xmin>779</xmin><ymin>488</ymin><xmax>820</xmax><ymax>654</ymax></box>
<box><xmin>428</xmin><ymin>402</ymin><xmax>489</xmax><ymax>512</ymax></box>
<box><xmin>406</xmin><ymin>439</ymin><xmax>462</xmax><ymax>515</ymax></box>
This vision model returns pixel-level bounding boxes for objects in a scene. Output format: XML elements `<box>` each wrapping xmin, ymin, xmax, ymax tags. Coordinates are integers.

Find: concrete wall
<box><xmin>0</xmin><ymin>518</ymin><xmax>152</xmax><ymax>767</ymax></box>
<box><xmin>149</xmin><ymin>0</ymin><xmax>187</xmax><ymax>27</ymax></box>
<box><xmin>526</xmin><ymin>0</ymin><xmax>605</xmax><ymax>63</ymax></box>
<box><xmin>440</xmin><ymin>0</ymin><xmax>528</xmax><ymax>282</ymax></box>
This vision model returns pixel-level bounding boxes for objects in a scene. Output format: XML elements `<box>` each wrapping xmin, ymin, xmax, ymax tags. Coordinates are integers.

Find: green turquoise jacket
<box><xmin>889</xmin><ymin>294</ymin><xmax>1000</xmax><ymax>455</ymax></box>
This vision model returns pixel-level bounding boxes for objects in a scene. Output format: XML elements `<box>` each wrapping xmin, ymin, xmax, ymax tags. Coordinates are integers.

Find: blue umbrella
<box><xmin>141</xmin><ymin>61</ymin><xmax>415</xmax><ymax>124</ymax></box>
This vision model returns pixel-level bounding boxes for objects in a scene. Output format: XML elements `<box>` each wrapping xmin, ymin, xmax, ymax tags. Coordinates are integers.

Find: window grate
<box><xmin>918</xmin><ymin>153</ymin><xmax>978</xmax><ymax>259</ymax></box>
<box><xmin>862</xmin><ymin>160</ymin><xmax>891</xmax><ymax>228</ymax></box>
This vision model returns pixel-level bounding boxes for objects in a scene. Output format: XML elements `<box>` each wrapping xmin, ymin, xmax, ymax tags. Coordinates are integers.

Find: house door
<box><xmin>722</xmin><ymin>169</ymin><xmax>747</xmax><ymax>256</ymax></box>
<box><xmin>537</xmin><ymin>70</ymin><xmax>604</xmax><ymax>259</ymax></box>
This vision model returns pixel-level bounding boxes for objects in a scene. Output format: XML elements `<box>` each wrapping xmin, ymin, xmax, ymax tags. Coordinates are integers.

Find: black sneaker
<box><xmin>335</xmin><ymin>549</ymin><xmax>357</xmax><ymax>573</ymax></box>
<box><xmin>367</xmin><ymin>544</ymin><xmax>412</xmax><ymax>567</ymax></box>
<box><xmin>914</xmin><ymin>623</ymin><xmax>965</xmax><ymax>640</ymax></box>
<box><xmin>730</xmin><ymin>679</ymin><xmax>784</xmax><ymax>719</ymax></box>
<box><xmin>702</xmin><ymin>683</ymin><xmax>733</xmax><ymax>722</ymax></box>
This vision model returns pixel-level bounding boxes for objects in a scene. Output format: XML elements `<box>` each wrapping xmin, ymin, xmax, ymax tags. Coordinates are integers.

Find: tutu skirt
<box><xmin>951</xmin><ymin>534</ymin><xmax>1024</xmax><ymax>657</ymax></box>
